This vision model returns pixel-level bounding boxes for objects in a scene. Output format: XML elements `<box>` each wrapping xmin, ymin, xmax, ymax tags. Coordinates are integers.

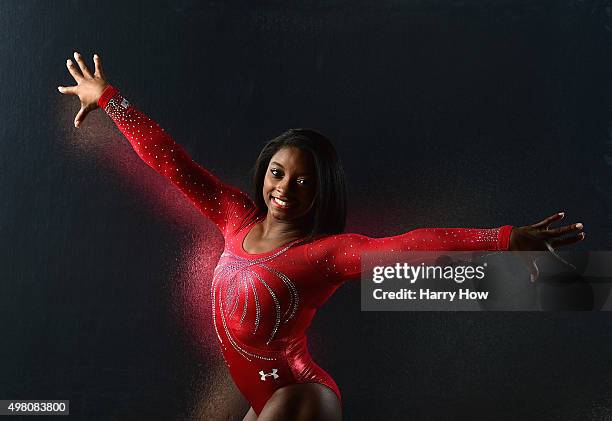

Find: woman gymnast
<box><xmin>58</xmin><ymin>52</ymin><xmax>585</xmax><ymax>420</ymax></box>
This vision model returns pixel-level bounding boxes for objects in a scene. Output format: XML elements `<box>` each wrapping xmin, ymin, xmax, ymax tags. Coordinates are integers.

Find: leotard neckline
<box><xmin>239</xmin><ymin>218</ymin><xmax>307</xmax><ymax>258</ymax></box>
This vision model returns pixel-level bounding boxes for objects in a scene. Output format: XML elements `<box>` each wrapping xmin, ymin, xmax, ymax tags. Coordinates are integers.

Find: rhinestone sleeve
<box><xmin>306</xmin><ymin>225</ymin><xmax>513</xmax><ymax>283</ymax></box>
<box><xmin>98</xmin><ymin>85</ymin><xmax>255</xmax><ymax>235</ymax></box>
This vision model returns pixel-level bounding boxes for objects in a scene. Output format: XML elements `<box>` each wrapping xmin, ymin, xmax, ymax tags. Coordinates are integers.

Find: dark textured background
<box><xmin>2</xmin><ymin>1</ymin><xmax>612</xmax><ymax>419</ymax></box>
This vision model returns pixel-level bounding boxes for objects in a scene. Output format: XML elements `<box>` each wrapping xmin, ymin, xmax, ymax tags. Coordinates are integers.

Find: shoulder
<box><xmin>303</xmin><ymin>232</ymin><xmax>370</xmax><ymax>260</ymax></box>
<box><xmin>221</xmin><ymin>186</ymin><xmax>260</xmax><ymax>236</ymax></box>
<box><xmin>299</xmin><ymin>233</ymin><xmax>369</xmax><ymax>283</ymax></box>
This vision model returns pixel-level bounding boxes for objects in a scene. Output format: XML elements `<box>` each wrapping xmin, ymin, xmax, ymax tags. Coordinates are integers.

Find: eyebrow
<box><xmin>270</xmin><ymin>162</ymin><xmax>313</xmax><ymax>176</ymax></box>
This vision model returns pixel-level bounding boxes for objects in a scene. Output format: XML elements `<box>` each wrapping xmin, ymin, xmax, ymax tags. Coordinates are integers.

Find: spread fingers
<box><xmin>57</xmin><ymin>85</ymin><xmax>78</xmax><ymax>95</ymax></box>
<box><xmin>546</xmin><ymin>223</ymin><xmax>584</xmax><ymax>237</ymax></box>
<box><xmin>532</xmin><ymin>212</ymin><xmax>565</xmax><ymax>229</ymax></box>
<box><xmin>93</xmin><ymin>54</ymin><xmax>105</xmax><ymax>79</ymax></box>
<box><xmin>66</xmin><ymin>59</ymin><xmax>83</xmax><ymax>83</ymax></box>
<box><xmin>74</xmin><ymin>106</ymin><xmax>88</xmax><ymax>128</ymax></box>
<box><xmin>73</xmin><ymin>52</ymin><xmax>93</xmax><ymax>79</ymax></box>
<box><xmin>550</xmin><ymin>232</ymin><xmax>586</xmax><ymax>248</ymax></box>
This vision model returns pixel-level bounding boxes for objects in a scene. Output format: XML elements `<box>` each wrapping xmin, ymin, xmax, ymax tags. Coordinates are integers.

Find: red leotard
<box><xmin>98</xmin><ymin>85</ymin><xmax>513</xmax><ymax>415</ymax></box>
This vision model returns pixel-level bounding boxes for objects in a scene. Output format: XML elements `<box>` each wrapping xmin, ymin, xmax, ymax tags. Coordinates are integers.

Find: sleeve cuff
<box><xmin>497</xmin><ymin>225</ymin><xmax>513</xmax><ymax>250</ymax></box>
<box><xmin>97</xmin><ymin>85</ymin><xmax>119</xmax><ymax>109</ymax></box>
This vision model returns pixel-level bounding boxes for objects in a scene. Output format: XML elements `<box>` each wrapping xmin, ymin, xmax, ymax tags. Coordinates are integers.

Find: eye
<box><xmin>270</xmin><ymin>168</ymin><xmax>283</xmax><ymax>178</ymax></box>
<box><xmin>297</xmin><ymin>178</ymin><xmax>312</xmax><ymax>187</ymax></box>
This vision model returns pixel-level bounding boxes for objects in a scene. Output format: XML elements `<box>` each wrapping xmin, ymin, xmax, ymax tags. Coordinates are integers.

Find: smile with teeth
<box><xmin>271</xmin><ymin>196</ymin><xmax>293</xmax><ymax>209</ymax></box>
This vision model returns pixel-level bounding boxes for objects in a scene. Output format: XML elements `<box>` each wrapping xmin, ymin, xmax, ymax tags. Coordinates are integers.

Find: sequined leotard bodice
<box><xmin>98</xmin><ymin>85</ymin><xmax>513</xmax><ymax>415</ymax></box>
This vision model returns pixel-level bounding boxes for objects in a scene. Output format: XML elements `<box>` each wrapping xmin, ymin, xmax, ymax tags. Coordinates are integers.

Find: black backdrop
<box><xmin>2</xmin><ymin>1</ymin><xmax>612</xmax><ymax>419</ymax></box>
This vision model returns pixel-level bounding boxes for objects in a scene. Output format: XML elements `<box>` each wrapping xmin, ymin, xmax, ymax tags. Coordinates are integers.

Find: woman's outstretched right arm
<box><xmin>58</xmin><ymin>52</ymin><xmax>254</xmax><ymax>235</ymax></box>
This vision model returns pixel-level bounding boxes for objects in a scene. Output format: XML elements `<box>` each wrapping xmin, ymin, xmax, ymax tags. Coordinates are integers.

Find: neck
<box><xmin>259</xmin><ymin>214</ymin><xmax>309</xmax><ymax>241</ymax></box>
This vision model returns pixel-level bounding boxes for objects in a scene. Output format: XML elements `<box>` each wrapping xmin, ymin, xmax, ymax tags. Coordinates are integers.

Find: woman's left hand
<box><xmin>508</xmin><ymin>212</ymin><xmax>585</xmax><ymax>282</ymax></box>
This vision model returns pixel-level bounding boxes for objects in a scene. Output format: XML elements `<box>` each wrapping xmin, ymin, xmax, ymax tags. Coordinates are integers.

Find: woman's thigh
<box><xmin>257</xmin><ymin>383</ymin><xmax>342</xmax><ymax>421</ymax></box>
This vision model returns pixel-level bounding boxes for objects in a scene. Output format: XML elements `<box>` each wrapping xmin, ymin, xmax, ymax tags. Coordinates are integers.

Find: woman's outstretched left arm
<box><xmin>306</xmin><ymin>212</ymin><xmax>584</xmax><ymax>283</ymax></box>
<box><xmin>307</xmin><ymin>225</ymin><xmax>512</xmax><ymax>282</ymax></box>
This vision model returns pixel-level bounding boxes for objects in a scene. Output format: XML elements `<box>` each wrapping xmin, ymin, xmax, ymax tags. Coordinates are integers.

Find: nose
<box><xmin>275</xmin><ymin>178</ymin><xmax>292</xmax><ymax>195</ymax></box>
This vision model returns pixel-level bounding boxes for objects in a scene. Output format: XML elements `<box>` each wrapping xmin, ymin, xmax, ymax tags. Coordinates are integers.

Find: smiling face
<box><xmin>262</xmin><ymin>146</ymin><xmax>317</xmax><ymax>225</ymax></box>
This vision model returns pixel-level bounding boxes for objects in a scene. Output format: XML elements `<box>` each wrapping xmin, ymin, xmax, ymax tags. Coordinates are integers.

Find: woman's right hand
<box><xmin>58</xmin><ymin>51</ymin><xmax>109</xmax><ymax>128</ymax></box>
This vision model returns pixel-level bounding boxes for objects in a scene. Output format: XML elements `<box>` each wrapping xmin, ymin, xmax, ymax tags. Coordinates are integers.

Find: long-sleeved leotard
<box><xmin>98</xmin><ymin>85</ymin><xmax>513</xmax><ymax>415</ymax></box>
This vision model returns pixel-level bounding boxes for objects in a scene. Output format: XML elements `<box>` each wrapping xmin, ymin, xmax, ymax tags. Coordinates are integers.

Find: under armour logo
<box><xmin>120</xmin><ymin>98</ymin><xmax>130</xmax><ymax>109</ymax></box>
<box><xmin>259</xmin><ymin>369</ymin><xmax>279</xmax><ymax>381</ymax></box>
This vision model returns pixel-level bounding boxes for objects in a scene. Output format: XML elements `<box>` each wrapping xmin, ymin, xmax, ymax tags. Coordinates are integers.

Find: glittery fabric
<box><xmin>99</xmin><ymin>85</ymin><xmax>513</xmax><ymax>414</ymax></box>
